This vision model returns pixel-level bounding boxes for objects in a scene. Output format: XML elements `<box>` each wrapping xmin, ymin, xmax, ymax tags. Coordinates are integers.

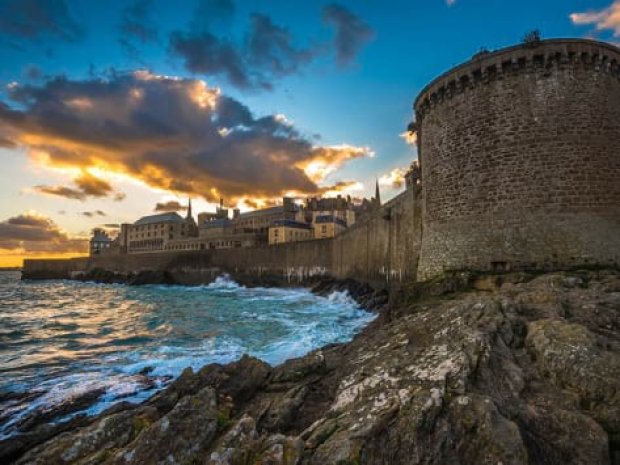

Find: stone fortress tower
<box><xmin>412</xmin><ymin>39</ymin><xmax>620</xmax><ymax>280</ymax></box>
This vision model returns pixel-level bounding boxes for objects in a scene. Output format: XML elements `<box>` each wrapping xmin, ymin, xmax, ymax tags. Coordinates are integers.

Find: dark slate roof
<box><xmin>238</xmin><ymin>206</ymin><xmax>284</xmax><ymax>218</ymax></box>
<box><xmin>134</xmin><ymin>212</ymin><xmax>185</xmax><ymax>225</ymax></box>
<box><xmin>271</xmin><ymin>219</ymin><xmax>312</xmax><ymax>230</ymax></box>
<box><xmin>315</xmin><ymin>215</ymin><xmax>347</xmax><ymax>227</ymax></box>
<box><xmin>201</xmin><ymin>219</ymin><xmax>232</xmax><ymax>228</ymax></box>
<box><xmin>237</xmin><ymin>203</ymin><xmax>300</xmax><ymax>219</ymax></box>
<box><xmin>91</xmin><ymin>231</ymin><xmax>112</xmax><ymax>242</ymax></box>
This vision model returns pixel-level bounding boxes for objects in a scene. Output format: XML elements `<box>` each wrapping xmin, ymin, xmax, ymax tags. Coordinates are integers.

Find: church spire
<box><xmin>375</xmin><ymin>178</ymin><xmax>381</xmax><ymax>207</ymax></box>
<box><xmin>186</xmin><ymin>197</ymin><xmax>192</xmax><ymax>220</ymax></box>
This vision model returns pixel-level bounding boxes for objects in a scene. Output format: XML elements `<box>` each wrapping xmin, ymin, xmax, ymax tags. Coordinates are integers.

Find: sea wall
<box><xmin>23</xmin><ymin>187</ymin><xmax>422</xmax><ymax>289</ymax></box>
<box><xmin>332</xmin><ymin>186</ymin><xmax>421</xmax><ymax>286</ymax></box>
<box><xmin>21</xmin><ymin>257</ymin><xmax>90</xmax><ymax>279</ymax></box>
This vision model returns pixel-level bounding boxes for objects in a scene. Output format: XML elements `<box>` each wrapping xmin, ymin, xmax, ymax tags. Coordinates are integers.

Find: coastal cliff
<box><xmin>4</xmin><ymin>269</ymin><xmax>620</xmax><ymax>465</ymax></box>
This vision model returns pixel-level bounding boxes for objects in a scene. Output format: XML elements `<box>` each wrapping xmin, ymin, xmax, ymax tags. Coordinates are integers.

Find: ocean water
<box><xmin>0</xmin><ymin>271</ymin><xmax>375</xmax><ymax>438</ymax></box>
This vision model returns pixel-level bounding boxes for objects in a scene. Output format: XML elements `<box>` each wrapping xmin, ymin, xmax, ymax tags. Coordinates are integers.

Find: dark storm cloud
<box><xmin>23</xmin><ymin>64</ymin><xmax>43</xmax><ymax>80</ymax></box>
<box><xmin>245</xmin><ymin>14</ymin><xmax>317</xmax><ymax>77</ymax></box>
<box><xmin>168</xmin><ymin>2</ymin><xmax>371</xmax><ymax>91</ymax></box>
<box><xmin>154</xmin><ymin>201</ymin><xmax>188</xmax><ymax>212</ymax></box>
<box><xmin>0</xmin><ymin>71</ymin><xmax>369</xmax><ymax>205</ymax></box>
<box><xmin>34</xmin><ymin>185</ymin><xmax>88</xmax><ymax>200</ymax></box>
<box><xmin>81</xmin><ymin>210</ymin><xmax>106</xmax><ymax>218</ymax></box>
<box><xmin>34</xmin><ymin>172</ymin><xmax>125</xmax><ymax>201</ymax></box>
<box><xmin>0</xmin><ymin>212</ymin><xmax>87</xmax><ymax>253</ymax></box>
<box><xmin>169</xmin><ymin>31</ymin><xmax>256</xmax><ymax>89</ymax></box>
<box><xmin>168</xmin><ymin>17</ymin><xmax>315</xmax><ymax>91</ymax></box>
<box><xmin>119</xmin><ymin>0</ymin><xmax>159</xmax><ymax>58</ymax></box>
<box><xmin>0</xmin><ymin>0</ymin><xmax>84</xmax><ymax>42</ymax></box>
<box><xmin>322</xmin><ymin>3</ymin><xmax>374</xmax><ymax>66</ymax></box>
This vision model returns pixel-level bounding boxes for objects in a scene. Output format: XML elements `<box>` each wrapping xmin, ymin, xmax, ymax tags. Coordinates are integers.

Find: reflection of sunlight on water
<box><xmin>0</xmin><ymin>271</ymin><xmax>375</xmax><ymax>438</ymax></box>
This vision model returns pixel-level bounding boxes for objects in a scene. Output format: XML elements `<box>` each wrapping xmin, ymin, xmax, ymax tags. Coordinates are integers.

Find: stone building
<box><xmin>233</xmin><ymin>198</ymin><xmax>302</xmax><ymax>238</ymax></box>
<box><xmin>313</xmin><ymin>215</ymin><xmax>347</xmax><ymax>240</ymax></box>
<box><xmin>404</xmin><ymin>160</ymin><xmax>421</xmax><ymax>190</ymax></box>
<box><xmin>352</xmin><ymin>182</ymin><xmax>382</xmax><ymax>222</ymax></box>
<box><xmin>413</xmin><ymin>38</ymin><xmax>620</xmax><ymax>279</ymax></box>
<box><xmin>89</xmin><ymin>228</ymin><xmax>112</xmax><ymax>255</ymax></box>
<box><xmin>304</xmin><ymin>195</ymin><xmax>356</xmax><ymax>227</ymax></box>
<box><xmin>268</xmin><ymin>220</ymin><xmax>313</xmax><ymax>245</ymax></box>
<box><xmin>197</xmin><ymin>198</ymin><xmax>229</xmax><ymax>225</ymax></box>
<box><xmin>119</xmin><ymin>201</ymin><xmax>198</xmax><ymax>253</ymax></box>
<box><xmin>195</xmin><ymin>218</ymin><xmax>261</xmax><ymax>249</ymax></box>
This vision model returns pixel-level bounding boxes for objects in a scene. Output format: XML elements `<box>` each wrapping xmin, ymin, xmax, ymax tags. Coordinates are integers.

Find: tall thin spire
<box><xmin>187</xmin><ymin>197</ymin><xmax>192</xmax><ymax>219</ymax></box>
<box><xmin>375</xmin><ymin>178</ymin><xmax>381</xmax><ymax>207</ymax></box>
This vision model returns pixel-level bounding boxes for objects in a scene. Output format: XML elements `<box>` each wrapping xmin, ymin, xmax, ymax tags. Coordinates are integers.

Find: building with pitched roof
<box><xmin>118</xmin><ymin>200</ymin><xmax>197</xmax><ymax>253</ymax></box>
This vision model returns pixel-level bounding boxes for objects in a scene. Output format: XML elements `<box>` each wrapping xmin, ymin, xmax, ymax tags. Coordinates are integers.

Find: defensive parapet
<box><xmin>413</xmin><ymin>39</ymin><xmax>620</xmax><ymax>280</ymax></box>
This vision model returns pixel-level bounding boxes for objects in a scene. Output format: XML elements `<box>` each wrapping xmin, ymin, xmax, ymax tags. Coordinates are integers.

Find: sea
<box><xmin>0</xmin><ymin>271</ymin><xmax>375</xmax><ymax>439</ymax></box>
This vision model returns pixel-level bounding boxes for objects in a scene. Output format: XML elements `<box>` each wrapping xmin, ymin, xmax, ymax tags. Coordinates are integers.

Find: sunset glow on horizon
<box><xmin>1</xmin><ymin>0</ymin><xmax>618</xmax><ymax>266</ymax></box>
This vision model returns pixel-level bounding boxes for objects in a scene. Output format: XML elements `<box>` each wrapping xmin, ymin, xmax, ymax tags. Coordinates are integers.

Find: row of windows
<box><xmin>133</xmin><ymin>224</ymin><xmax>166</xmax><ymax>231</ymax></box>
<box><xmin>167</xmin><ymin>243</ymin><xmax>204</xmax><ymax>251</ymax></box>
<box><xmin>131</xmin><ymin>223</ymin><xmax>186</xmax><ymax>233</ymax></box>
<box><xmin>165</xmin><ymin>240</ymin><xmax>244</xmax><ymax>250</ymax></box>
<box><xmin>130</xmin><ymin>232</ymin><xmax>181</xmax><ymax>239</ymax></box>
<box><xmin>129</xmin><ymin>239</ymin><xmax>164</xmax><ymax>249</ymax></box>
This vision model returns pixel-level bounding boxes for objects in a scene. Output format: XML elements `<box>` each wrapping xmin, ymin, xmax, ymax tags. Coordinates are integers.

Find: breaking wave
<box><xmin>0</xmin><ymin>271</ymin><xmax>375</xmax><ymax>438</ymax></box>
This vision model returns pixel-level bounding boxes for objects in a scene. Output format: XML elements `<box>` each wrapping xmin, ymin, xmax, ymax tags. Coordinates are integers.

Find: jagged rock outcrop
<box><xmin>6</xmin><ymin>270</ymin><xmax>620</xmax><ymax>465</ymax></box>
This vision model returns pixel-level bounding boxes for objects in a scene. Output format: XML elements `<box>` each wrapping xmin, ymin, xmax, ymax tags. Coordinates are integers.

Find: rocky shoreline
<box><xmin>4</xmin><ymin>269</ymin><xmax>620</xmax><ymax>464</ymax></box>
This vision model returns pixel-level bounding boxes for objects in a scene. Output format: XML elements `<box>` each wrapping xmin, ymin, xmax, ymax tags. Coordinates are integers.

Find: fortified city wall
<box><xmin>414</xmin><ymin>39</ymin><xmax>620</xmax><ymax>280</ymax></box>
<box><xmin>23</xmin><ymin>187</ymin><xmax>422</xmax><ymax>289</ymax></box>
<box><xmin>23</xmin><ymin>39</ymin><xmax>619</xmax><ymax>286</ymax></box>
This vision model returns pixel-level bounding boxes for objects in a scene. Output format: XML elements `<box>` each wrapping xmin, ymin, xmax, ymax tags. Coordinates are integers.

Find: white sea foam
<box><xmin>206</xmin><ymin>274</ymin><xmax>243</xmax><ymax>290</ymax></box>
<box><xmin>0</xmin><ymin>273</ymin><xmax>376</xmax><ymax>438</ymax></box>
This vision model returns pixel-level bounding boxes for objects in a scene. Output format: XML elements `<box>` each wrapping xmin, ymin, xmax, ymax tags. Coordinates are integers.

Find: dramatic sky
<box><xmin>0</xmin><ymin>0</ymin><xmax>618</xmax><ymax>266</ymax></box>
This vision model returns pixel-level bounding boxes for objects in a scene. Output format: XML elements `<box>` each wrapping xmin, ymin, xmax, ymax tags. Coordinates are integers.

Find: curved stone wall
<box><xmin>414</xmin><ymin>39</ymin><xmax>620</xmax><ymax>280</ymax></box>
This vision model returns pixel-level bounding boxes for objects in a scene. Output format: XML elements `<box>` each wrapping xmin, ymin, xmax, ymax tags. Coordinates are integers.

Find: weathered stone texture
<box><xmin>415</xmin><ymin>39</ymin><xmax>620</xmax><ymax>280</ymax></box>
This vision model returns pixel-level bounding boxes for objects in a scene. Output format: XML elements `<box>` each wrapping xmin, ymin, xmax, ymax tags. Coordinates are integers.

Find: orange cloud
<box><xmin>154</xmin><ymin>200</ymin><xmax>188</xmax><ymax>212</ymax></box>
<box><xmin>1</xmin><ymin>71</ymin><xmax>371</xmax><ymax>206</ymax></box>
<box><xmin>298</xmin><ymin>144</ymin><xmax>373</xmax><ymax>183</ymax></box>
<box><xmin>0</xmin><ymin>212</ymin><xmax>88</xmax><ymax>266</ymax></box>
<box><xmin>400</xmin><ymin>130</ymin><xmax>417</xmax><ymax>146</ymax></box>
<box><xmin>379</xmin><ymin>167</ymin><xmax>407</xmax><ymax>189</ymax></box>
<box><xmin>34</xmin><ymin>171</ymin><xmax>126</xmax><ymax>201</ymax></box>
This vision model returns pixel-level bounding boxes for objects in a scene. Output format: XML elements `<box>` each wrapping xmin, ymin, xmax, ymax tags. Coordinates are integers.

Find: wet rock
<box><xmin>206</xmin><ymin>414</ymin><xmax>258</xmax><ymax>464</ymax></box>
<box><xmin>518</xmin><ymin>403</ymin><xmax>609</xmax><ymax>465</ymax></box>
<box><xmin>127</xmin><ymin>270</ymin><xmax>176</xmax><ymax>286</ymax></box>
<box><xmin>0</xmin><ymin>415</ymin><xmax>91</xmax><ymax>464</ymax></box>
<box><xmin>260</xmin><ymin>385</ymin><xmax>308</xmax><ymax>432</ymax></box>
<box><xmin>14</xmin><ymin>406</ymin><xmax>159</xmax><ymax>465</ymax></box>
<box><xmin>15</xmin><ymin>388</ymin><xmax>107</xmax><ymax>432</ymax></box>
<box><xmin>526</xmin><ymin>318</ymin><xmax>620</xmax><ymax>458</ymax></box>
<box><xmin>146</xmin><ymin>364</ymin><xmax>221</xmax><ymax>415</ymax></box>
<box><xmin>269</xmin><ymin>352</ymin><xmax>326</xmax><ymax>386</ymax></box>
<box><xmin>8</xmin><ymin>270</ymin><xmax>620</xmax><ymax>465</ymax></box>
<box><xmin>218</xmin><ymin>355</ymin><xmax>271</xmax><ymax>404</ymax></box>
<box><xmin>111</xmin><ymin>386</ymin><xmax>219</xmax><ymax>465</ymax></box>
<box><xmin>447</xmin><ymin>394</ymin><xmax>528</xmax><ymax>464</ymax></box>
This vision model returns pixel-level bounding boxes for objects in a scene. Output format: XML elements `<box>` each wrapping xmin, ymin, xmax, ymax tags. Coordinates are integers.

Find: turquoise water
<box><xmin>0</xmin><ymin>271</ymin><xmax>375</xmax><ymax>438</ymax></box>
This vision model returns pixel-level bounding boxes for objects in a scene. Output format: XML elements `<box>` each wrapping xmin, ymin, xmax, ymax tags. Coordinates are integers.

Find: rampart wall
<box><xmin>23</xmin><ymin>39</ymin><xmax>619</xmax><ymax>286</ymax></box>
<box><xmin>414</xmin><ymin>39</ymin><xmax>620</xmax><ymax>279</ymax></box>
<box><xmin>23</xmin><ymin>188</ymin><xmax>422</xmax><ymax>289</ymax></box>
